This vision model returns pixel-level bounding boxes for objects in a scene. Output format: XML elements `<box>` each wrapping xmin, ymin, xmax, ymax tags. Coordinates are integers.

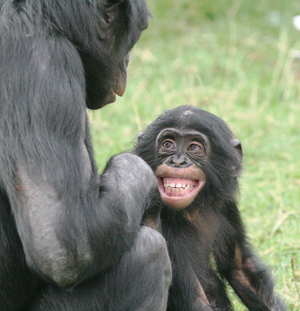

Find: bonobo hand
<box><xmin>102</xmin><ymin>153</ymin><xmax>158</xmax><ymax>214</ymax></box>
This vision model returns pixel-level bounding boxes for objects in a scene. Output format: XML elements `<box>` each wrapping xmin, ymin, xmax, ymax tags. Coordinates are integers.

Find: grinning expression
<box><xmin>154</xmin><ymin>128</ymin><xmax>209</xmax><ymax>210</ymax></box>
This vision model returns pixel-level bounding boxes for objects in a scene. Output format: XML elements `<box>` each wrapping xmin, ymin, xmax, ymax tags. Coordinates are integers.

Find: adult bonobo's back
<box><xmin>0</xmin><ymin>1</ymin><xmax>171</xmax><ymax>310</ymax></box>
<box><xmin>135</xmin><ymin>105</ymin><xmax>287</xmax><ymax>311</ymax></box>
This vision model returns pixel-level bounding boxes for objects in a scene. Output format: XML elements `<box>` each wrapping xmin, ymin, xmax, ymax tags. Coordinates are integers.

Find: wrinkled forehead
<box><xmin>155</xmin><ymin>127</ymin><xmax>210</xmax><ymax>147</ymax></box>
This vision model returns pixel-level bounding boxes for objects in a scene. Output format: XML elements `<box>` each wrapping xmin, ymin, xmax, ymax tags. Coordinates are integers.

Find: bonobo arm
<box><xmin>12</xmin><ymin>141</ymin><xmax>157</xmax><ymax>287</ymax></box>
<box><xmin>224</xmin><ymin>244</ymin><xmax>287</xmax><ymax>311</ymax></box>
<box><xmin>96</xmin><ymin>152</ymin><xmax>158</xmax><ymax>266</ymax></box>
<box><xmin>214</xmin><ymin>204</ymin><xmax>287</xmax><ymax>311</ymax></box>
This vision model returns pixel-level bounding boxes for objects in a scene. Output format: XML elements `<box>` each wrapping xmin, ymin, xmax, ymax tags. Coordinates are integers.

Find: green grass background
<box><xmin>89</xmin><ymin>0</ymin><xmax>300</xmax><ymax>309</ymax></box>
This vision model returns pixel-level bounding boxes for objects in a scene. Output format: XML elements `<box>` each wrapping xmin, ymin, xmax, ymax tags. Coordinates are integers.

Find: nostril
<box><xmin>177</xmin><ymin>157</ymin><xmax>187</xmax><ymax>166</ymax></box>
<box><xmin>169</xmin><ymin>156</ymin><xmax>188</xmax><ymax>167</ymax></box>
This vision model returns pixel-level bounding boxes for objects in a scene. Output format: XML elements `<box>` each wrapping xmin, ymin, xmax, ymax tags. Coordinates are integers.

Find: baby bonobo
<box><xmin>135</xmin><ymin>105</ymin><xmax>287</xmax><ymax>311</ymax></box>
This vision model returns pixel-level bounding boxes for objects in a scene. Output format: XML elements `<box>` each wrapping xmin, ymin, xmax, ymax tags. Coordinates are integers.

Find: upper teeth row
<box><xmin>164</xmin><ymin>183</ymin><xmax>194</xmax><ymax>189</ymax></box>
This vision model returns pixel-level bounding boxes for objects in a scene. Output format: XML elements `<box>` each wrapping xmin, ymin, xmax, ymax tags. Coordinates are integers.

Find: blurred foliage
<box><xmin>89</xmin><ymin>0</ymin><xmax>300</xmax><ymax>309</ymax></box>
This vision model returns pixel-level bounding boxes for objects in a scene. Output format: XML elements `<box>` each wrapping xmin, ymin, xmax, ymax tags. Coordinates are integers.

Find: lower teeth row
<box><xmin>164</xmin><ymin>185</ymin><xmax>193</xmax><ymax>190</ymax></box>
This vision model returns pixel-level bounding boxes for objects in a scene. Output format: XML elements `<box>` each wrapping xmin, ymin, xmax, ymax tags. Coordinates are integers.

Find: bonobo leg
<box><xmin>30</xmin><ymin>226</ymin><xmax>172</xmax><ymax>311</ymax></box>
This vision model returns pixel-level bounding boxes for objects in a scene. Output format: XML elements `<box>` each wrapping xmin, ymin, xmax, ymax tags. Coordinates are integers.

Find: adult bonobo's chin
<box><xmin>135</xmin><ymin>105</ymin><xmax>287</xmax><ymax>311</ymax></box>
<box><xmin>0</xmin><ymin>1</ymin><xmax>171</xmax><ymax>311</ymax></box>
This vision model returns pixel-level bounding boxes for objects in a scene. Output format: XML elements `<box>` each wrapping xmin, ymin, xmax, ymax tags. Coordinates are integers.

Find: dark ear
<box><xmin>230</xmin><ymin>138</ymin><xmax>243</xmax><ymax>177</ymax></box>
<box><xmin>137</xmin><ymin>131</ymin><xmax>145</xmax><ymax>143</ymax></box>
<box><xmin>102</xmin><ymin>0</ymin><xmax>126</xmax><ymax>25</ymax></box>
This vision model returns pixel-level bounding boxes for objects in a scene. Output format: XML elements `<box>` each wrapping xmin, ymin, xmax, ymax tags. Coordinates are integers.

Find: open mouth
<box><xmin>159</xmin><ymin>178</ymin><xmax>200</xmax><ymax>197</ymax></box>
<box><xmin>157</xmin><ymin>177</ymin><xmax>205</xmax><ymax>210</ymax></box>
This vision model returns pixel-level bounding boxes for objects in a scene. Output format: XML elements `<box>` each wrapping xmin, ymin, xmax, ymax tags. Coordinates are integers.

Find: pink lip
<box><xmin>157</xmin><ymin>177</ymin><xmax>205</xmax><ymax>209</ymax></box>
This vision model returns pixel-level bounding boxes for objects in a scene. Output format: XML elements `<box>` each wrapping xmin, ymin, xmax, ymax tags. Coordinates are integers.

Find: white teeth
<box><xmin>163</xmin><ymin>182</ymin><xmax>194</xmax><ymax>190</ymax></box>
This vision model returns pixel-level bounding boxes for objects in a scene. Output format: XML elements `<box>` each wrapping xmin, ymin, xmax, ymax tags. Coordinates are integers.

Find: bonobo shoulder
<box><xmin>111</xmin><ymin>153</ymin><xmax>151</xmax><ymax>167</ymax></box>
<box><xmin>110</xmin><ymin>153</ymin><xmax>155</xmax><ymax>173</ymax></box>
<box><xmin>106</xmin><ymin>153</ymin><xmax>157</xmax><ymax>187</ymax></box>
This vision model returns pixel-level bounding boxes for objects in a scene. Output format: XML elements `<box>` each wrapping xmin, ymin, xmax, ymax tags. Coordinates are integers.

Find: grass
<box><xmin>89</xmin><ymin>0</ymin><xmax>300</xmax><ymax>309</ymax></box>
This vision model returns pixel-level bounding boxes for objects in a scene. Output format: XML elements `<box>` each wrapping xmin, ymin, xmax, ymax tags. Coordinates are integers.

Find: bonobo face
<box><xmin>135</xmin><ymin>106</ymin><xmax>243</xmax><ymax>209</ymax></box>
<box><xmin>155</xmin><ymin>128</ymin><xmax>209</xmax><ymax>210</ymax></box>
<box><xmin>98</xmin><ymin>0</ymin><xmax>149</xmax><ymax>107</ymax></box>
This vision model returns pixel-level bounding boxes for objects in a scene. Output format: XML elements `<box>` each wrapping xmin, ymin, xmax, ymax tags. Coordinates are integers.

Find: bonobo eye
<box><xmin>187</xmin><ymin>142</ymin><xmax>204</xmax><ymax>155</ymax></box>
<box><xmin>161</xmin><ymin>140</ymin><xmax>176</xmax><ymax>150</ymax></box>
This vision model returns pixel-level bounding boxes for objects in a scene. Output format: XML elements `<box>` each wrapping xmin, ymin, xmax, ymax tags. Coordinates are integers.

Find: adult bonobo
<box><xmin>0</xmin><ymin>1</ymin><xmax>171</xmax><ymax>310</ymax></box>
<box><xmin>136</xmin><ymin>106</ymin><xmax>287</xmax><ymax>311</ymax></box>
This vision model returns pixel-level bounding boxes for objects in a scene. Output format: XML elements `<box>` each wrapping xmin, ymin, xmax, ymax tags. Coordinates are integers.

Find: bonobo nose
<box><xmin>167</xmin><ymin>155</ymin><xmax>190</xmax><ymax>168</ymax></box>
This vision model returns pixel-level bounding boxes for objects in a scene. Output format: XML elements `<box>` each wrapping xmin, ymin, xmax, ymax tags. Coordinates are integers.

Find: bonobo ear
<box><xmin>137</xmin><ymin>131</ymin><xmax>145</xmax><ymax>142</ymax></box>
<box><xmin>230</xmin><ymin>139</ymin><xmax>243</xmax><ymax>177</ymax></box>
<box><xmin>102</xmin><ymin>0</ymin><xmax>126</xmax><ymax>26</ymax></box>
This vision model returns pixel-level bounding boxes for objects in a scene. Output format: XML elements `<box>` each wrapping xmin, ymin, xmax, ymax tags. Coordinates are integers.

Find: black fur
<box><xmin>135</xmin><ymin>105</ymin><xmax>287</xmax><ymax>311</ymax></box>
<box><xmin>0</xmin><ymin>1</ymin><xmax>171</xmax><ymax>310</ymax></box>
